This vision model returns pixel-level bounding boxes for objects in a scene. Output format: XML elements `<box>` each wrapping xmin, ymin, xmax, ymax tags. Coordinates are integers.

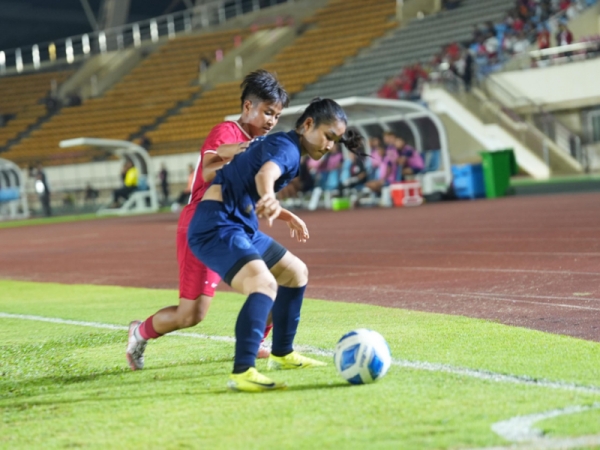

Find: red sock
<box><xmin>260</xmin><ymin>324</ymin><xmax>273</xmax><ymax>344</ymax></box>
<box><xmin>138</xmin><ymin>315</ymin><xmax>163</xmax><ymax>340</ymax></box>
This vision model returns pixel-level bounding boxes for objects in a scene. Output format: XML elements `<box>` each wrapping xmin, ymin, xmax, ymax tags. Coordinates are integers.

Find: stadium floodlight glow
<box><xmin>82</xmin><ymin>34</ymin><xmax>91</xmax><ymax>54</ymax></box>
<box><xmin>66</xmin><ymin>38</ymin><xmax>74</xmax><ymax>64</ymax></box>
<box><xmin>150</xmin><ymin>20</ymin><xmax>159</xmax><ymax>43</ymax></box>
<box><xmin>133</xmin><ymin>24</ymin><xmax>141</xmax><ymax>47</ymax></box>
<box><xmin>15</xmin><ymin>48</ymin><xmax>23</xmax><ymax>73</ymax></box>
<box><xmin>32</xmin><ymin>45</ymin><xmax>40</xmax><ymax>69</ymax></box>
<box><xmin>0</xmin><ymin>51</ymin><xmax>5</xmax><ymax>75</ymax></box>
<box><xmin>99</xmin><ymin>32</ymin><xmax>107</xmax><ymax>53</ymax></box>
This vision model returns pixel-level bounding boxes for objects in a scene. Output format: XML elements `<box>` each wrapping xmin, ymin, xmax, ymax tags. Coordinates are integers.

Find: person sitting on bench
<box><xmin>112</xmin><ymin>159</ymin><xmax>138</xmax><ymax>207</ymax></box>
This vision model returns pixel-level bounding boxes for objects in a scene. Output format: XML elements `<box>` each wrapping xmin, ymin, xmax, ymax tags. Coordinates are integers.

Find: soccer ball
<box><xmin>334</xmin><ymin>329</ymin><xmax>392</xmax><ymax>385</ymax></box>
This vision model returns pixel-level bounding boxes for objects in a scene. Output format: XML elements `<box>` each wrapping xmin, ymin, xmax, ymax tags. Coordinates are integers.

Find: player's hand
<box><xmin>236</xmin><ymin>141</ymin><xmax>249</xmax><ymax>154</ymax></box>
<box><xmin>256</xmin><ymin>194</ymin><xmax>281</xmax><ymax>226</ymax></box>
<box><xmin>286</xmin><ymin>213</ymin><xmax>309</xmax><ymax>243</ymax></box>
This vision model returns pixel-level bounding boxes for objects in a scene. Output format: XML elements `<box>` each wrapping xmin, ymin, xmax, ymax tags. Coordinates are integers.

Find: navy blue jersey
<box><xmin>212</xmin><ymin>130</ymin><xmax>301</xmax><ymax>233</ymax></box>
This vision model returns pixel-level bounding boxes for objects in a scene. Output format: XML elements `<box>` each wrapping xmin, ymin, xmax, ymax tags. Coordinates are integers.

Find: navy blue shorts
<box><xmin>187</xmin><ymin>201</ymin><xmax>287</xmax><ymax>285</ymax></box>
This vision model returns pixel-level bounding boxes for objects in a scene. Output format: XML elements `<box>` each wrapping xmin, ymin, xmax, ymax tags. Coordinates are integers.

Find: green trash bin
<box><xmin>479</xmin><ymin>149</ymin><xmax>518</xmax><ymax>198</ymax></box>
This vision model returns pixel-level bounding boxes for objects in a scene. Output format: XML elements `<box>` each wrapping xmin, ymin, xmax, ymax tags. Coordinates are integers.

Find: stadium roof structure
<box><xmin>226</xmin><ymin>96</ymin><xmax>452</xmax><ymax>194</ymax></box>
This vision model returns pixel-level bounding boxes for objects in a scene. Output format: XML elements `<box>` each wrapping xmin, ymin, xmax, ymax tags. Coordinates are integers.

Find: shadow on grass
<box><xmin>0</xmin><ymin>357</ymin><xmax>238</xmax><ymax>400</ymax></box>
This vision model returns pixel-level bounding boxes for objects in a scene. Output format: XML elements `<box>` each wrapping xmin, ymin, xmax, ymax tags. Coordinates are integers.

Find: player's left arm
<box><xmin>278</xmin><ymin>208</ymin><xmax>309</xmax><ymax>242</ymax></box>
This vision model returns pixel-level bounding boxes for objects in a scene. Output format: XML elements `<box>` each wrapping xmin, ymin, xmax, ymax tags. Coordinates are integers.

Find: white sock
<box><xmin>133</xmin><ymin>324</ymin><xmax>146</xmax><ymax>342</ymax></box>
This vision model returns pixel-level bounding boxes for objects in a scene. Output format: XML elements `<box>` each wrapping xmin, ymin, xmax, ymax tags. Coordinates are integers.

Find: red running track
<box><xmin>1</xmin><ymin>193</ymin><xmax>600</xmax><ymax>341</ymax></box>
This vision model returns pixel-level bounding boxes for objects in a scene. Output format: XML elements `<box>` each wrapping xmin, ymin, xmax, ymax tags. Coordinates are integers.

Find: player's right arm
<box><xmin>216</xmin><ymin>142</ymin><xmax>248</xmax><ymax>161</ymax></box>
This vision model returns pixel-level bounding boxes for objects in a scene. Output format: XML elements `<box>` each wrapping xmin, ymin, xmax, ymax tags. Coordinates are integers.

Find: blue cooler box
<box><xmin>451</xmin><ymin>164</ymin><xmax>485</xmax><ymax>199</ymax></box>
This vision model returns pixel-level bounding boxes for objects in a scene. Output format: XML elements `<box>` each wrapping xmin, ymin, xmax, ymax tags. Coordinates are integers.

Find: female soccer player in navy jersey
<box><xmin>187</xmin><ymin>98</ymin><xmax>363</xmax><ymax>392</ymax></box>
<box><xmin>126</xmin><ymin>70</ymin><xmax>303</xmax><ymax>370</ymax></box>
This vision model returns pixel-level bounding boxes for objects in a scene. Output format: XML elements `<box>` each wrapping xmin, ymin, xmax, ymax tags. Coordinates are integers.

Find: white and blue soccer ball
<box><xmin>334</xmin><ymin>328</ymin><xmax>392</xmax><ymax>385</ymax></box>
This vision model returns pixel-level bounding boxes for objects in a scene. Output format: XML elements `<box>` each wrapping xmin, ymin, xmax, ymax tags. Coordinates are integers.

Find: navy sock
<box><xmin>233</xmin><ymin>292</ymin><xmax>273</xmax><ymax>374</ymax></box>
<box><xmin>271</xmin><ymin>285</ymin><xmax>306</xmax><ymax>357</ymax></box>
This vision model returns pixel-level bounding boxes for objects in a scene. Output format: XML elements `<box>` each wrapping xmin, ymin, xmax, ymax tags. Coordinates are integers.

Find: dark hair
<box><xmin>240</xmin><ymin>69</ymin><xmax>289</xmax><ymax>109</ymax></box>
<box><xmin>340</xmin><ymin>128</ymin><xmax>365</xmax><ymax>156</ymax></box>
<box><xmin>295</xmin><ymin>97</ymin><xmax>364</xmax><ymax>155</ymax></box>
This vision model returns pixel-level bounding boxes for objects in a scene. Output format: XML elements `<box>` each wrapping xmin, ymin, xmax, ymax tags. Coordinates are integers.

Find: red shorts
<box><xmin>177</xmin><ymin>203</ymin><xmax>221</xmax><ymax>299</ymax></box>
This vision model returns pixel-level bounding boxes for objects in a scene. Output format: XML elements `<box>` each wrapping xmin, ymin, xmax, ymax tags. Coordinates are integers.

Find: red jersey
<box><xmin>188</xmin><ymin>120</ymin><xmax>252</xmax><ymax>205</ymax></box>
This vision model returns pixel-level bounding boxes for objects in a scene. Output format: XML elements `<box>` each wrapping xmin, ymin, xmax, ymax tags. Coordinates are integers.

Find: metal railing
<box><xmin>507</xmin><ymin>40</ymin><xmax>600</xmax><ymax>70</ymax></box>
<box><xmin>430</xmin><ymin>71</ymin><xmax>588</xmax><ymax>173</ymax></box>
<box><xmin>0</xmin><ymin>0</ymin><xmax>294</xmax><ymax>76</ymax></box>
<box><xmin>482</xmin><ymin>74</ymin><xmax>587</xmax><ymax>171</ymax></box>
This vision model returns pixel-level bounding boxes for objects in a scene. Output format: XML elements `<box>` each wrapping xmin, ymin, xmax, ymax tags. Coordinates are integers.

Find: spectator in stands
<box><xmin>368</xmin><ymin>137</ymin><xmax>386</xmax><ymax>180</ymax></box>
<box><xmin>365</xmin><ymin>145</ymin><xmax>396</xmax><ymax>194</ymax></box>
<box><xmin>472</xmin><ymin>24</ymin><xmax>483</xmax><ymax>43</ymax></box>
<box><xmin>395</xmin><ymin>137</ymin><xmax>425</xmax><ymax>179</ymax></box>
<box><xmin>537</xmin><ymin>23</ymin><xmax>551</xmax><ymax>50</ymax></box>
<box><xmin>377</xmin><ymin>79</ymin><xmax>399</xmax><ymax>100</ymax></box>
<box><xmin>84</xmin><ymin>183</ymin><xmax>99</xmax><ymax>204</ymax></box>
<box><xmin>513</xmin><ymin>31</ymin><xmax>532</xmax><ymax>54</ymax></box>
<box><xmin>34</xmin><ymin>163</ymin><xmax>51</xmax><ymax>217</ymax></box>
<box><xmin>556</xmin><ymin>23</ymin><xmax>574</xmax><ymax>46</ymax></box>
<box><xmin>462</xmin><ymin>49</ymin><xmax>474</xmax><ymax>91</ymax></box>
<box><xmin>159</xmin><ymin>163</ymin><xmax>169</xmax><ymax>206</ymax></box>
<box><xmin>66</xmin><ymin>93</ymin><xmax>82</xmax><ymax>107</ymax></box>
<box><xmin>339</xmin><ymin>151</ymin><xmax>367</xmax><ymax>195</ymax></box>
<box><xmin>483</xmin><ymin>32</ymin><xmax>500</xmax><ymax>62</ymax></box>
<box><xmin>44</xmin><ymin>95</ymin><xmax>60</xmax><ymax>113</ymax></box>
<box><xmin>503</xmin><ymin>29</ymin><xmax>518</xmax><ymax>53</ymax></box>
<box><xmin>199</xmin><ymin>55</ymin><xmax>211</xmax><ymax>83</ymax></box>
<box><xmin>139</xmin><ymin>134</ymin><xmax>152</xmax><ymax>151</ymax></box>
<box><xmin>485</xmin><ymin>20</ymin><xmax>497</xmax><ymax>37</ymax></box>
<box><xmin>383</xmin><ymin>131</ymin><xmax>399</xmax><ymax>157</ymax></box>
<box><xmin>111</xmin><ymin>159</ymin><xmax>138</xmax><ymax>208</ymax></box>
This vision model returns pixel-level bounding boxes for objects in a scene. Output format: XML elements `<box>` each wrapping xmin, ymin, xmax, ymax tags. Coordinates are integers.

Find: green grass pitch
<box><xmin>1</xmin><ymin>280</ymin><xmax>600</xmax><ymax>449</ymax></box>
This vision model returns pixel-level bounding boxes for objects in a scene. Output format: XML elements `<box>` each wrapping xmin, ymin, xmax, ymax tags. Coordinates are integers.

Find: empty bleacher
<box><xmin>147</xmin><ymin>0</ymin><xmax>396</xmax><ymax>151</ymax></box>
<box><xmin>0</xmin><ymin>71</ymin><xmax>71</xmax><ymax>150</ymax></box>
<box><xmin>293</xmin><ymin>0</ymin><xmax>514</xmax><ymax>103</ymax></box>
<box><xmin>3</xmin><ymin>28</ymin><xmax>248</xmax><ymax>166</ymax></box>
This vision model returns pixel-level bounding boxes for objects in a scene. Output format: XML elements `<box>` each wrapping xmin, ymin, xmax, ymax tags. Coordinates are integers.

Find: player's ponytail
<box><xmin>340</xmin><ymin>128</ymin><xmax>366</xmax><ymax>157</ymax></box>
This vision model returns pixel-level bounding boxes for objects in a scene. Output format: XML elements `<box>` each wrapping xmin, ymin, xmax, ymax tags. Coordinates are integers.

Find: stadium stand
<box><xmin>2</xmin><ymin>28</ymin><xmax>248</xmax><ymax>166</ymax></box>
<box><xmin>147</xmin><ymin>0</ymin><xmax>397</xmax><ymax>151</ymax></box>
<box><xmin>0</xmin><ymin>71</ymin><xmax>71</xmax><ymax>150</ymax></box>
<box><xmin>293</xmin><ymin>0</ymin><xmax>514</xmax><ymax>103</ymax></box>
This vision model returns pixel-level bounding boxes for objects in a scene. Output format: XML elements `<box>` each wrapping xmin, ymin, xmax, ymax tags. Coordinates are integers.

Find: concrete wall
<box><xmin>490</xmin><ymin>58</ymin><xmax>600</xmax><ymax>111</ymax></box>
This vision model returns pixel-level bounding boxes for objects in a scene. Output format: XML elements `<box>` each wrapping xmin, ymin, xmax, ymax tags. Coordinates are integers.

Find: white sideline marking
<box><xmin>492</xmin><ymin>403</ymin><xmax>600</xmax><ymax>442</ymax></box>
<box><xmin>2</xmin><ymin>312</ymin><xmax>600</xmax><ymax>396</ymax></box>
<box><xmin>473</xmin><ymin>404</ymin><xmax>600</xmax><ymax>450</ymax></box>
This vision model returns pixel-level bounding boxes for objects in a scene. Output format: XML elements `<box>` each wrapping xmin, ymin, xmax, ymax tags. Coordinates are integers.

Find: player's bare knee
<box><xmin>244</xmin><ymin>273</ymin><xmax>277</xmax><ymax>299</ymax></box>
<box><xmin>277</xmin><ymin>259</ymin><xmax>308</xmax><ymax>287</ymax></box>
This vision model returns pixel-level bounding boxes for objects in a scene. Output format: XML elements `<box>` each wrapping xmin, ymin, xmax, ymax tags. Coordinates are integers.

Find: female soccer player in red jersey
<box><xmin>126</xmin><ymin>70</ymin><xmax>307</xmax><ymax>370</ymax></box>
